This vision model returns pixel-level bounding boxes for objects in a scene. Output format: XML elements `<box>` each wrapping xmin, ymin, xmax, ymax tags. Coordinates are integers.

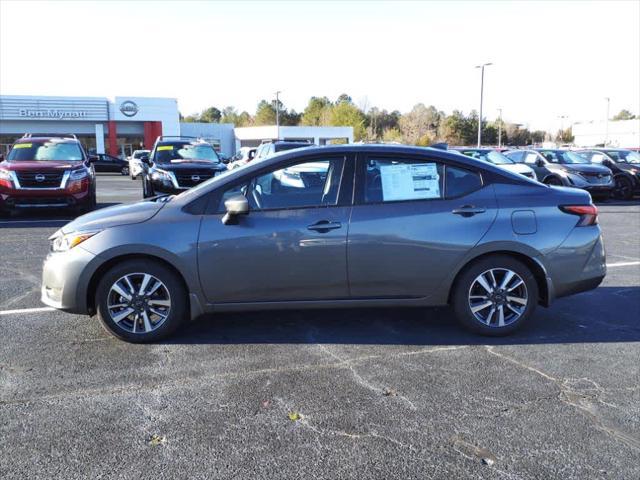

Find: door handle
<box><xmin>451</xmin><ymin>205</ymin><xmax>486</xmax><ymax>217</ymax></box>
<box><xmin>307</xmin><ymin>220</ymin><xmax>342</xmax><ymax>232</ymax></box>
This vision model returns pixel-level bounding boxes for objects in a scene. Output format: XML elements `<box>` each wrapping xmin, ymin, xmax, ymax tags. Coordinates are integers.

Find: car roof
<box><xmin>14</xmin><ymin>136</ymin><xmax>78</xmax><ymax>144</ymax></box>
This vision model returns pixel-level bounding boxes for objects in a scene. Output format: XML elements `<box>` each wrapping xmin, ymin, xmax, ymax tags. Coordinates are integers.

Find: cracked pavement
<box><xmin>1</xmin><ymin>175</ymin><xmax>639</xmax><ymax>479</ymax></box>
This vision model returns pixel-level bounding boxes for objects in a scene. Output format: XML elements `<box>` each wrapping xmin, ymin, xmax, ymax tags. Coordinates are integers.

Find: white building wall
<box><xmin>572</xmin><ymin>119</ymin><xmax>640</xmax><ymax>148</ymax></box>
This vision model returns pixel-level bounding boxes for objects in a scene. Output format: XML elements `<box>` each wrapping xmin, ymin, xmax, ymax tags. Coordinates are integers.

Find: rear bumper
<box><xmin>545</xmin><ymin>226</ymin><xmax>607</xmax><ymax>300</ymax></box>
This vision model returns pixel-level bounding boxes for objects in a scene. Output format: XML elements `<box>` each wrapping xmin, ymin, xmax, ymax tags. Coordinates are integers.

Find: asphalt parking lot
<box><xmin>1</xmin><ymin>174</ymin><xmax>639</xmax><ymax>479</ymax></box>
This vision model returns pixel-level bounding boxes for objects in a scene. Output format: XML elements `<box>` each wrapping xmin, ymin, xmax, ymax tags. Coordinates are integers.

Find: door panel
<box><xmin>347</xmin><ymin>155</ymin><xmax>497</xmax><ymax>299</ymax></box>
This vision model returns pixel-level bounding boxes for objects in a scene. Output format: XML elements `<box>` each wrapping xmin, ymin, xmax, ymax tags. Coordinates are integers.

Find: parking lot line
<box><xmin>0</xmin><ymin>306</ymin><xmax>55</xmax><ymax>316</ymax></box>
<box><xmin>606</xmin><ymin>261</ymin><xmax>640</xmax><ymax>268</ymax></box>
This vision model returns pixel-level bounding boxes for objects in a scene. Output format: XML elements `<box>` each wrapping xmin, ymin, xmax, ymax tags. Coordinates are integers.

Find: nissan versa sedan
<box><xmin>505</xmin><ymin>149</ymin><xmax>614</xmax><ymax>198</ymax></box>
<box><xmin>41</xmin><ymin>145</ymin><xmax>606</xmax><ymax>343</ymax></box>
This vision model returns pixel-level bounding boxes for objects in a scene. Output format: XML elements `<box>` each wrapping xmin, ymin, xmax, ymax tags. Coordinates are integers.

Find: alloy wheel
<box><xmin>468</xmin><ymin>268</ymin><xmax>528</xmax><ymax>327</ymax></box>
<box><xmin>107</xmin><ymin>273</ymin><xmax>171</xmax><ymax>334</ymax></box>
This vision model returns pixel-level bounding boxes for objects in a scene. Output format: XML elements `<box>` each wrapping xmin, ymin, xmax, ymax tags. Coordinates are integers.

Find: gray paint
<box><xmin>41</xmin><ymin>144</ymin><xmax>606</xmax><ymax>321</ymax></box>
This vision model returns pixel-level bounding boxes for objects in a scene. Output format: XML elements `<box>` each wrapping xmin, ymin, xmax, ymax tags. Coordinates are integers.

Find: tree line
<box><xmin>181</xmin><ymin>95</ymin><xmax>637</xmax><ymax>147</ymax></box>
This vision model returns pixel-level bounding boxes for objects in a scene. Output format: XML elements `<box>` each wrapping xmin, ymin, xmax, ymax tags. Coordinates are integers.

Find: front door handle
<box><xmin>452</xmin><ymin>205</ymin><xmax>486</xmax><ymax>217</ymax></box>
<box><xmin>307</xmin><ymin>220</ymin><xmax>342</xmax><ymax>233</ymax></box>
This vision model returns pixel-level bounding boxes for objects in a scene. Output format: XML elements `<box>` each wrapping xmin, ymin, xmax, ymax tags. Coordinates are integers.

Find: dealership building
<box><xmin>0</xmin><ymin>95</ymin><xmax>353</xmax><ymax>157</ymax></box>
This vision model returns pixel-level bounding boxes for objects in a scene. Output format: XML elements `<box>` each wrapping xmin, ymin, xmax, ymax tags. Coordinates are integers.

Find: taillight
<box><xmin>559</xmin><ymin>204</ymin><xmax>598</xmax><ymax>226</ymax></box>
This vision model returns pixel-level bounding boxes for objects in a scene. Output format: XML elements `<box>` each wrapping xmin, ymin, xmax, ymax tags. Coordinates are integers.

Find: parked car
<box><xmin>577</xmin><ymin>149</ymin><xmax>640</xmax><ymax>199</ymax></box>
<box><xmin>142</xmin><ymin>137</ymin><xmax>227</xmax><ymax>198</ymax></box>
<box><xmin>452</xmin><ymin>147</ymin><xmax>536</xmax><ymax>179</ymax></box>
<box><xmin>41</xmin><ymin>144</ymin><xmax>605</xmax><ymax>343</ymax></box>
<box><xmin>505</xmin><ymin>149</ymin><xmax>614</xmax><ymax>198</ymax></box>
<box><xmin>252</xmin><ymin>140</ymin><xmax>313</xmax><ymax>162</ymax></box>
<box><xmin>93</xmin><ymin>153</ymin><xmax>130</xmax><ymax>175</ymax></box>
<box><xmin>0</xmin><ymin>135</ymin><xmax>96</xmax><ymax>215</ymax></box>
<box><xmin>128</xmin><ymin>149</ymin><xmax>150</xmax><ymax>180</ymax></box>
<box><xmin>228</xmin><ymin>147</ymin><xmax>257</xmax><ymax>170</ymax></box>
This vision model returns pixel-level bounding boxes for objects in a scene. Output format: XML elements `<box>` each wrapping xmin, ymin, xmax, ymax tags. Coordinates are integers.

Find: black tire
<box><xmin>121</xmin><ymin>166</ymin><xmax>130</xmax><ymax>176</ymax></box>
<box><xmin>142</xmin><ymin>178</ymin><xmax>154</xmax><ymax>198</ymax></box>
<box><xmin>452</xmin><ymin>255</ymin><xmax>538</xmax><ymax>336</ymax></box>
<box><xmin>544</xmin><ymin>176</ymin><xmax>563</xmax><ymax>186</ymax></box>
<box><xmin>95</xmin><ymin>259</ymin><xmax>188</xmax><ymax>343</ymax></box>
<box><xmin>613</xmin><ymin>175</ymin><xmax>633</xmax><ymax>200</ymax></box>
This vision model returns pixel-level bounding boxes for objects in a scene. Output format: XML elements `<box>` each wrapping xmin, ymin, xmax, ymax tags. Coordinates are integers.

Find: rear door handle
<box><xmin>307</xmin><ymin>220</ymin><xmax>342</xmax><ymax>232</ymax></box>
<box><xmin>452</xmin><ymin>205</ymin><xmax>486</xmax><ymax>217</ymax></box>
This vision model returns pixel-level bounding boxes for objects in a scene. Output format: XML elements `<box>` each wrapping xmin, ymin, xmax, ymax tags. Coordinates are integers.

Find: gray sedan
<box><xmin>41</xmin><ymin>145</ymin><xmax>606</xmax><ymax>342</ymax></box>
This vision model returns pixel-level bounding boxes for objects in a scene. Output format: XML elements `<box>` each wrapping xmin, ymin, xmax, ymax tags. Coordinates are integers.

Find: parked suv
<box><xmin>0</xmin><ymin>135</ymin><xmax>96</xmax><ymax>215</ymax></box>
<box><xmin>577</xmin><ymin>149</ymin><xmax>640</xmax><ymax>200</ymax></box>
<box><xmin>41</xmin><ymin>144</ymin><xmax>605</xmax><ymax>343</ymax></box>
<box><xmin>252</xmin><ymin>140</ymin><xmax>313</xmax><ymax>162</ymax></box>
<box><xmin>505</xmin><ymin>149</ymin><xmax>614</xmax><ymax>198</ymax></box>
<box><xmin>142</xmin><ymin>137</ymin><xmax>227</xmax><ymax>197</ymax></box>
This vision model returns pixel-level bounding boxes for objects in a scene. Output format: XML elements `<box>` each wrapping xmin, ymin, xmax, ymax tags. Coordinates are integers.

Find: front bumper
<box><xmin>41</xmin><ymin>245</ymin><xmax>97</xmax><ymax>314</ymax></box>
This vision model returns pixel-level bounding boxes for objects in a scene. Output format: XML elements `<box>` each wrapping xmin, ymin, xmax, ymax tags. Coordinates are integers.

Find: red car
<box><xmin>0</xmin><ymin>135</ymin><xmax>97</xmax><ymax>216</ymax></box>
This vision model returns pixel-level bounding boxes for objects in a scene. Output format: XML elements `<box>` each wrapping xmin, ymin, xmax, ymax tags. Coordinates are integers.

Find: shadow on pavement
<box><xmin>169</xmin><ymin>286</ymin><xmax>640</xmax><ymax>346</ymax></box>
<box><xmin>0</xmin><ymin>203</ymin><xmax>120</xmax><ymax>228</ymax></box>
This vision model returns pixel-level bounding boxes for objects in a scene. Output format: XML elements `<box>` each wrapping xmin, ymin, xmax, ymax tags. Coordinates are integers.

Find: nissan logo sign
<box><xmin>35</xmin><ymin>174</ymin><xmax>46</xmax><ymax>182</ymax></box>
<box><xmin>119</xmin><ymin>100</ymin><xmax>139</xmax><ymax>117</ymax></box>
<box><xmin>191</xmin><ymin>175</ymin><xmax>201</xmax><ymax>182</ymax></box>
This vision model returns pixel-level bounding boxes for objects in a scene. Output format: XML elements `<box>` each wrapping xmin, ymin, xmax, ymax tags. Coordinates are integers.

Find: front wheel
<box><xmin>613</xmin><ymin>175</ymin><xmax>633</xmax><ymax>200</ymax></box>
<box><xmin>96</xmin><ymin>259</ymin><xmax>187</xmax><ymax>343</ymax></box>
<box><xmin>452</xmin><ymin>255</ymin><xmax>538</xmax><ymax>336</ymax></box>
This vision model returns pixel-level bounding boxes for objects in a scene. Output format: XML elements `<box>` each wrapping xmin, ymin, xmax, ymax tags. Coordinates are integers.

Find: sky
<box><xmin>1</xmin><ymin>0</ymin><xmax>638</xmax><ymax>131</ymax></box>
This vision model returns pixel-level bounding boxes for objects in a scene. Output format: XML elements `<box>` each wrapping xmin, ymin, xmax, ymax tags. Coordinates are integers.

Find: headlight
<box><xmin>70</xmin><ymin>169</ymin><xmax>88</xmax><ymax>180</ymax></box>
<box><xmin>151</xmin><ymin>169</ymin><xmax>173</xmax><ymax>181</ymax></box>
<box><xmin>50</xmin><ymin>230</ymin><xmax>100</xmax><ymax>252</ymax></box>
<box><xmin>0</xmin><ymin>169</ymin><xmax>13</xmax><ymax>187</ymax></box>
<box><xmin>630</xmin><ymin>168</ymin><xmax>638</xmax><ymax>174</ymax></box>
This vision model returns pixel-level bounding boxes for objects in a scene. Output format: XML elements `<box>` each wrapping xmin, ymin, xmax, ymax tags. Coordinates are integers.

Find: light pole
<box><xmin>604</xmin><ymin>97</ymin><xmax>610</xmax><ymax>146</ymax></box>
<box><xmin>475</xmin><ymin>62</ymin><xmax>492</xmax><ymax>147</ymax></box>
<box><xmin>275</xmin><ymin>90</ymin><xmax>281</xmax><ymax>140</ymax></box>
<box><xmin>497</xmin><ymin>108</ymin><xmax>503</xmax><ymax>148</ymax></box>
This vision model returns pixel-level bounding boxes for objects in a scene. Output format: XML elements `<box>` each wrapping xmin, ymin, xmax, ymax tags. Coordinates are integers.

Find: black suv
<box><xmin>142</xmin><ymin>137</ymin><xmax>227</xmax><ymax>198</ymax></box>
<box><xmin>577</xmin><ymin>149</ymin><xmax>640</xmax><ymax>200</ymax></box>
<box><xmin>252</xmin><ymin>140</ymin><xmax>313</xmax><ymax>162</ymax></box>
<box><xmin>505</xmin><ymin>149</ymin><xmax>614</xmax><ymax>198</ymax></box>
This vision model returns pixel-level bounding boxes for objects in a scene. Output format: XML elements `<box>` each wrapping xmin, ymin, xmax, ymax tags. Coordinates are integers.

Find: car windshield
<box><xmin>133</xmin><ymin>151</ymin><xmax>148</xmax><ymax>159</ymax></box>
<box><xmin>605</xmin><ymin>150</ymin><xmax>640</xmax><ymax>164</ymax></box>
<box><xmin>154</xmin><ymin>143</ymin><xmax>220</xmax><ymax>164</ymax></box>
<box><xmin>7</xmin><ymin>141</ymin><xmax>84</xmax><ymax>162</ymax></box>
<box><xmin>539</xmin><ymin>150</ymin><xmax>589</xmax><ymax>164</ymax></box>
<box><xmin>460</xmin><ymin>150</ymin><xmax>514</xmax><ymax>165</ymax></box>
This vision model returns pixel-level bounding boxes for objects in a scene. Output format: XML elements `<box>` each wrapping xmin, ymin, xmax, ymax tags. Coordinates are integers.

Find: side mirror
<box><xmin>222</xmin><ymin>194</ymin><xmax>249</xmax><ymax>225</ymax></box>
<box><xmin>88</xmin><ymin>155</ymin><xmax>98</xmax><ymax>163</ymax></box>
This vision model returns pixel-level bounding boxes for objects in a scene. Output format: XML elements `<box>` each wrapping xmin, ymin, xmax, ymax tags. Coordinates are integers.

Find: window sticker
<box><xmin>380</xmin><ymin>163</ymin><xmax>440</xmax><ymax>201</ymax></box>
<box><xmin>13</xmin><ymin>143</ymin><xmax>32</xmax><ymax>149</ymax></box>
<box><xmin>157</xmin><ymin>145</ymin><xmax>173</xmax><ymax>151</ymax></box>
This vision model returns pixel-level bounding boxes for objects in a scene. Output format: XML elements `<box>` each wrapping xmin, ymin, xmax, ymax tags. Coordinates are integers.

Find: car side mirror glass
<box><xmin>222</xmin><ymin>194</ymin><xmax>249</xmax><ymax>225</ymax></box>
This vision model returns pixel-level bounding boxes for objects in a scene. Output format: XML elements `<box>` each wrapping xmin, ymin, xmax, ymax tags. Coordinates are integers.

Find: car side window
<box><xmin>524</xmin><ymin>152</ymin><xmax>539</xmax><ymax>165</ymax></box>
<box><xmin>591</xmin><ymin>153</ymin><xmax>605</xmax><ymax>163</ymax></box>
<box><xmin>445</xmin><ymin>165</ymin><xmax>483</xmax><ymax>198</ymax></box>
<box><xmin>217</xmin><ymin>157</ymin><xmax>344</xmax><ymax>212</ymax></box>
<box><xmin>364</xmin><ymin>157</ymin><xmax>444</xmax><ymax>203</ymax></box>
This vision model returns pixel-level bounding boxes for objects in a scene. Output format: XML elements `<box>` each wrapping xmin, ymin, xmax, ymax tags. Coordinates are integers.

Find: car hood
<box><xmin>496</xmin><ymin>163</ymin><xmax>533</xmax><ymax>174</ymax></box>
<box><xmin>558</xmin><ymin>163</ymin><xmax>611</xmax><ymax>174</ymax></box>
<box><xmin>61</xmin><ymin>199</ymin><xmax>166</xmax><ymax>234</ymax></box>
<box><xmin>2</xmin><ymin>161</ymin><xmax>83</xmax><ymax>171</ymax></box>
<box><xmin>154</xmin><ymin>161</ymin><xmax>226</xmax><ymax>171</ymax></box>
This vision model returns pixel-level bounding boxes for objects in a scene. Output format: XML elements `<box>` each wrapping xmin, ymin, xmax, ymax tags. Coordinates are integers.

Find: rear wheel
<box><xmin>613</xmin><ymin>175</ymin><xmax>633</xmax><ymax>200</ymax></box>
<box><xmin>121</xmin><ymin>165</ymin><xmax>130</xmax><ymax>176</ymax></box>
<box><xmin>452</xmin><ymin>255</ymin><xmax>538</xmax><ymax>336</ymax></box>
<box><xmin>96</xmin><ymin>259</ymin><xmax>187</xmax><ymax>343</ymax></box>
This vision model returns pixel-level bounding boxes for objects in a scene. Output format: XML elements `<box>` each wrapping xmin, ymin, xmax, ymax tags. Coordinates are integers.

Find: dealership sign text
<box><xmin>18</xmin><ymin>109</ymin><xmax>89</xmax><ymax>119</ymax></box>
